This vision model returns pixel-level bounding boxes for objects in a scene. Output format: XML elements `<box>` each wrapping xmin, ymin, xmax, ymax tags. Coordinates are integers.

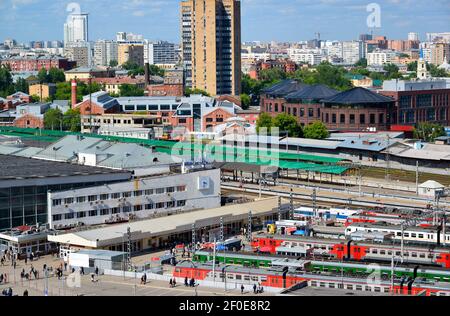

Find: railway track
<box><xmin>221</xmin><ymin>183</ymin><xmax>443</xmax><ymax>210</ymax></box>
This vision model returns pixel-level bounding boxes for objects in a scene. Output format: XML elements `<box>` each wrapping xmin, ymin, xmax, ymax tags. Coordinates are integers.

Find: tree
<box><xmin>383</xmin><ymin>63</ymin><xmax>402</xmax><ymax>79</ymax></box>
<box><xmin>148</xmin><ymin>65</ymin><xmax>165</xmax><ymax>77</ymax></box>
<box><xmin>44</xmin><ymin>108</ymin><xmax>63</xmax><ymax>130</ymax></box>
<box><xmin>185</xmin><ymin>87</ymin><xmax>210</xmax><ymax>97</ymax></box>
<box><xmin>30</xmin><ymin>95</ymin><xmax>41</xmax><ymax>103</ymax></box>
<box><xmin>37</xmin><ymin>68</ymin><xmax>49</xmax><ymax>83</ymax></box>
<box><xmin>63</xmin><ymin>108</ymin><xmax>81</xmax><ymax>132</ymax></box>
<box><xmin>119</xmin><ymin>84</ymin><xmax>145</xmax><ymax>97</ymax></box>
<box><xmin>407</xmin><ymin>61</ymin><xmax>418</xmax><ymax>72</ymax></box>
<box><xmin>109</xmin><ymin>60</ymin><xmax>118</xmax><ymax>67</ymax></box>
<box><xmin>14</xmin><ymin>77</ymin><xmax>29</xmax><ymax>94</ymax></box>
<box><xmin>54</xmin><ymin>81</ymin><xmax>102</xmax><ymax>104</ymax></box>
<box><xmin>47</xmin><ymin>68</ymin><xmax>66</xmax><ymax>83</ymax></box>
<box><xmin>303</xmin><ymin>121</ymin><xmax>329</xmax><ymax>139</ymax></box>
<box><xmin>429</xmin><ymin>64</ymin><xmax>449</xmax><ymax>78</ymax></box>
<box><xmin>256</xmin><ymin>112</ymin><xmax>274</xmax><ymax>134</ymax></box>
<box><xmin>258</xmin><ymin>68</ymin><xmax>286</xmax><ymax>82</ymax></box>
<box><xmin>413</xmin><ymin>123</ymin><xmax>446</xmax><ymax>143</ymax></box>
<box><xmin>240</xmin><ymin>94</ymin><xmax>251</xmax><ymax>110</ymax></box>
<box><xmin>273</xmin><ymin>113</ymin><xmax>303</xmax><ymax>138</ymax></box>
<box><xmin>355</xmin><ymin>58</ymin><xmax>368</xmax><ymax>68</ymax></box>
<box><xmin>0</xmin><ymin>66</ymin><xmax>14</xmax><ymax>97</ymax></box>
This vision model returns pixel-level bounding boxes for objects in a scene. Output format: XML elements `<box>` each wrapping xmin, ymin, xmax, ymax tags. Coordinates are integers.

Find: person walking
<box><xmin>253</xmin><ymin>284</ymin><xmax>257</xmax><ymax>294</ymax></box>
<box><xmin>241</xmin><ymin>284</ymin><xmax>245</xmax><ymax>294</ymax></box>
<box><xmin>169</xmin><ymin>278</ymin><xmax>173</xmax><ymax>288</ymax></box>
<box><xmin>95</xmin><ymin>266</ymin><xmax>99</xmax><ymax>277</ymax></box>
<box><xmin>173</xmin><ymin>278</ymin><xmax>177</xmax><ymax>288</ymax></box>
<box><xmin>184</xmin><ymin>277</ymin><xmax>188</xmax><ymax>287</ymax></box>
<box><xmin>23</xmin><ymin>289</ymin><xmax>28</xmax><ymax>296</ymax></box>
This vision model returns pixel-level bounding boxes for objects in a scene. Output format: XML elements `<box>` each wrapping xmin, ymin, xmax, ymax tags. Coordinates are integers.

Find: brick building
<box><xmin>380</xmin><ymin>79</ymin><xmax>450</xmax><ymax>127</ymax></box>
<box><xmin>249</xmin><ymin>59</ymin><xmax>297</xmax><ymax>80</ymax></box>
<box><xmin>261</xmin><ymin>80</ymin><xmax>396</xmax><ymax>131</ymax></box>
<box><xmin>1</xmin><ymin>55</ymin><xmax>73</xmax><ymax>72</ymax></box>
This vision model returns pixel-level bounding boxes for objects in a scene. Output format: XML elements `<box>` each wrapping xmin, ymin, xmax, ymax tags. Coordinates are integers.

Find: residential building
<box><xmin>181</xmin><ymin>0</ymin><xmax>242</xmax><ymax>96</ymax></box>
<box><xmin>287</xmin><ymin>49</ymin><xmax>324</xmax><ymax>66</ymax></box>
<box><xmin>94</xmin><ymin>40</ymin><xmax>119</xmax><ymax>67</ymax></box>
<box><xmin>29</xmin><ymin>83</ymin><xmax>56</xmax><ymax>101</ymax></box>
<box><xmin>77</xmin><ymin>77</ymin><xmax>146</xmax><ymax>95</ymax></box>
<box><xmin>0</xmin><ymin>55</ymin><xmax>72</xmax><ymax>72</ymax></box>
<box><xmin>64</xmin><ymin>43</ymin><xmax>92</xmax><ymax>68</ymax></box>
<box><xmin>64</xmin><ymin>67</ymin><xmax>115</xmax><ymax>81</ymax></box>
<box><xmin>367</xmin><ymin>50</ymin><xmax>398</xmax><ymax>66</ymax></box>
<box><xmin>408</xmin><ymin>32</ymin><xmax>419</xmax><ymax>42</ymax></box>
<box><xmin>431</xmin><ymin>43</ymin><xmax>450</xmax><ymax>66</ymax></box>
<box><xmin>148</xmin><ymin>41</ymin><xmax>177</xmax><ymax>65</ymax></box>
<box><xmin>118</xmin><ymin>44</ymin><xmax>144</xmax><ymax>67</ymax></box>
<box><xmin>426</xmin><ymin>32</ymin><xmax>450</xmax><ymax>43</ymax></box>
<box><xmin>341</xmin><ymin>41</ymin><xmax>366</xmax><ymax>64</ymax></box>
<box><xmin>64</xmin><ymin>13</ymin><xmax>89</xmax><ymax>46</ymax></box>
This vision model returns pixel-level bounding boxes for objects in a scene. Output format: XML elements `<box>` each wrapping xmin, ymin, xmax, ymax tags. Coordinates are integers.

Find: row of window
<box><xmin>310</xmin><ymin>280</ymin><xmax>391</xmax><ymax>293</ymax></box>
<box><xmin>52</xmin><ymin>186</ymin><xmax>187</xmax><ymax>206</ymax></box>
<box><xmin>52</xmin><ymin>200</ymin><xmax>187</xmax><ymax>222</ymax></box>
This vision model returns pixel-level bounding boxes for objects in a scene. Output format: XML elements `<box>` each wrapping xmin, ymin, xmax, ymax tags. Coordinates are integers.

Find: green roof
<box><xmin>0</xmin><ymin>126</ymin><xmax>351</xmax><ymax>175</ymax></box>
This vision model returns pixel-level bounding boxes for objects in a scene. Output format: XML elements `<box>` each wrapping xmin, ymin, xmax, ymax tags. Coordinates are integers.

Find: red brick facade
<box><xmin>14</xmin><ymin>114</ymin><xmax>44</xmax><ymax>129</ymax></box>
<box><xmin>1</xmin><ymin>57</ymin><xmax>72</xmax><ymax>72</ymax></box>
<box><xmin>146</xmin><ymin>84</ymin><xmax>184</xmax><ymax>97</ymax></box>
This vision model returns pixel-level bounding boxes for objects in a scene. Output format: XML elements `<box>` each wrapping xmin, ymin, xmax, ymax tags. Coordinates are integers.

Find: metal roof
<box><xmin>48</xmin><ymin>197</ymin><xmax>288</xmax><ymax>248</ymax></box>
<box><xmin>285</xmin><ymin>84</ymin><xmax>339</xmax><ymax>102</ymax></box>
<box><xmin>321</xmin><ymin>87</ymin><xmax>395</xmax><ymax>105</ymax></box>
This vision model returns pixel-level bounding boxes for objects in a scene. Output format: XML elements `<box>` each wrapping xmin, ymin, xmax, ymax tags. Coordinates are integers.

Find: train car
<box><xmin>173</xmin><ymin>261</ymin><xmax>307</xmax><ymax>289</ymax></box>
<box><xmin>192</xmin><ymin>250</ymin><xmax>450</xmax><ymax>283</ymax></box>
<box><xmin>294</xmin><ymin>207</ymin><xmax>360</xmax><ymax>223</ymax></box>
<box><xmin>252</xmin><ymin>233</ymin><xmax>450</xmax><ymax>268</ymax></box>
<box><xmin>345</xmin><ymin>223</ymin><xmax>450</xmax><ymax>246</ymax></box>
<box><xmin>309</xmin><ymin>261</ymin><xmax>450</xmax><ymax>283</ymax></box>
<box><xmin>173</xmin><ymin>261</ymin><xmax>450</xmax><ymax>296</ymax></box>
<box><xmin>345</xmin><ymin>215</ymin><xmax>450</xmax><ymax>228</ymax></box>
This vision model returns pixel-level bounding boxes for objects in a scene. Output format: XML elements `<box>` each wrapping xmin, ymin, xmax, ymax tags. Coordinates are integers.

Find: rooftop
<box><xmin>262</xmin><ymin>80</ymin><xmax>307</xmax><ymax>97</ymax></box>
<box><xmin>48</xmin><ymin>197</ymin><xmax>287</xmax><ymax>248</ymax></box>
<box><xmin>0</xmin><ymin>154</ymin><xmax>125</xmax><ymax>182</ymax></box>
<box><xmin>321</xmin><ymin>87</ymin><xmax>395</xmax><ymax>105</ymax></box>
<box><xmin>285</xmin><ymin>84</ymin><xmax>339</xmax><ymax>102</ymax></box>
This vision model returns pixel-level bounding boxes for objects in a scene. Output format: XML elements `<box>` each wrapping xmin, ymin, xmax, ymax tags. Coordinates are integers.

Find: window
<box><xmin>166</xmin><ymin>201</ymin><xmax>175</xmax><ymax>208</ymax></box>
<box><xmin>64</xmin><ymin>198</ymin><xmax>74</xmax><ymax>204</ymax></box>
<box><xmin>166</xmin><ymin>187</ymin><xmax>175</xmax><ymax>193</ymax></box>
<box><xmin>123</xmin><ymin>192</ymin><xmax>132</xmax><ymax>198</ymax></box>
<box><xmin>360</xmin><ymin>114</ymin><xmax>366</xmax><ymax>124</ymax></box>
<box><xmin>144</xmin><ymin>189</ymin><xmax>153</xmax><ymax>195</ymax></box>
<box><xmin>145</xmin><ymin>204</ymin><xmax>154</xmax><ymax>210</ymax></box>
<box><xmin>350</xmin><ymin>114</ymin><xmax>355</xmax><ymax>124</ymax></box>
<box><xmin>100</xmin><ymin>194</ymin><xmax>109</xmax><ymax>200</ymax></box>
<box><xmin>340</xmin><ymin>114</ymin><xmax>345</xmax><ymax>124</ymax></box>
<box><xmin>52</xmin><ymin>214</ymin><xmax>62</xmax><ymax>221</ymax></box>
<box><xmin>77</xmin><ymin>212</ymin><xmax>86</xmax><ymax>218</ymax></box>
<box><xmin>156</xmin><ymin>188</ymin><xmax>165</xmax><ymax>194</ymax></box>
<box><xmin>88</xmin><ymin>195</ymin><xmax>97</xmax><ymax>202</ymax></box>
<box><xmin>52</xmin><ymin>199</ymin><xmax>62</xmax><ymax>206</ymax></box>
<box><xmin>134</xmin><ymin>191</ymin><xmax>143</xmax><ymax>197</ymax></box>
<box><xmin>134</xmin><ymin>205</ymin><xmax>143</xmax><ymax>212</ymax></box>
<box><xmin>89</xmin><ymin>210</ymin><xmax>97</xmax><ymax>217</ymax></box>
<box><xmin>76</xmin><ymin>196</ymin><xmax>86</xmax><ymax>203</ymax></box>
<box><xmin>177</xmin><ymin>200</ymin><xmax>186</xmax><ymax>207</ymax></box>
<box><xmin>123</xmin><ymin>206</ymin><xmax>131</xmax><ymax>213</ymax></box>
<box><xmin>64</xmin><ymin>213</ymin><xmax>75</xmax><ymax>220</ymax></box>
<box><xmin>100</xmin><ymin>209</ymin><xmax>110</xmax><ymax>216</ymax></box>
<box><xmin>177</xmin><ymin>186</ymin><xmax>186</xmax><ymax>192</ymax></box>
<box><xmin>156</xmin><ymin>202</ymin><xmax>165</xmax><ymax>209</ymax></box>
<box><xmin>111</xmin><ymin>207</ymin><xmax>120</xmax><ymax>214</ymax></box>
<box><xmin>111</xmin><ymin>193</ymin><xmax>120</xmax><ymax>199</ymax></box>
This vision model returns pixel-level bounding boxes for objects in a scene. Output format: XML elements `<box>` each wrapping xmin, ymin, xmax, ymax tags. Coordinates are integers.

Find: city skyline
<box><xmin>0</xmin><ymin>0</ymin><xmax>449</xmax><ymax>43</ymax></box>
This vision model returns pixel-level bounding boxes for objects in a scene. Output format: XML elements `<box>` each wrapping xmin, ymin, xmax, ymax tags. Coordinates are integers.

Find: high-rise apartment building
<box><xmin>431</xmin><ymin>43</ymin><xmax>450</xmax><ymax>66</ymax></box>
<box><xmin>408</xmin><ymin>32</ymin><xmax>419</xmax><ymax>42</ymax></box>
<box><xmin>148</xmin><ymin>41</ymin><xmax>178</xmax><ymax>65</ymax></box>
<box><xmin>64</xmin><ymin>13</ymin><xmax>89</xmax><ymax>46</ymax></box>
<box><xmin>94</xmin><ymin>40</ymin><xmax>119</xmax><ymax>67</ymax></box>
<box><xmin>118</xmin><ymin>44</ymin><xmax>144</xmax><ymax>67</ymax></box>
<box><xmin>181</xmin><ymin>0</ymin><xmax>241</xmax><ymax>96</ymax></box>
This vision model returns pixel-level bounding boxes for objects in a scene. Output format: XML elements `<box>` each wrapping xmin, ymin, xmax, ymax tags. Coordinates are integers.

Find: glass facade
<box><xmin>0</xmin><ymin>181</ymin><xmax>118</xmax><ymax>232</ymax></box>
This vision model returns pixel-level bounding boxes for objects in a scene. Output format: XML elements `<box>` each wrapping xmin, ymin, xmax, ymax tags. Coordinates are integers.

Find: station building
<box><xmin>48</xmin><ymin>197</ymin><xmax>290</xmax><ymax>253</ymax></box>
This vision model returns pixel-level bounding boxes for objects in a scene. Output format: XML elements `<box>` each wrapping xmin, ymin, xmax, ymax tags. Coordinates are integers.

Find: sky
<box><xmin>0</xmin><ymin>0</ymin><xmax>449</xmax><ymax>43</ymax></box>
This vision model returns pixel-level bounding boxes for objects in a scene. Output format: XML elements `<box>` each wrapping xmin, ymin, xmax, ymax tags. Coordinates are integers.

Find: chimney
<box><xmin>71</xmin><ymin>80</ymin><xmax>77</xmax><ymax>109</ymax></box>
<box><xmin>144</xmin><ymin>63</ymin><xmax>150</xmax><ymax>85</ymax></box>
